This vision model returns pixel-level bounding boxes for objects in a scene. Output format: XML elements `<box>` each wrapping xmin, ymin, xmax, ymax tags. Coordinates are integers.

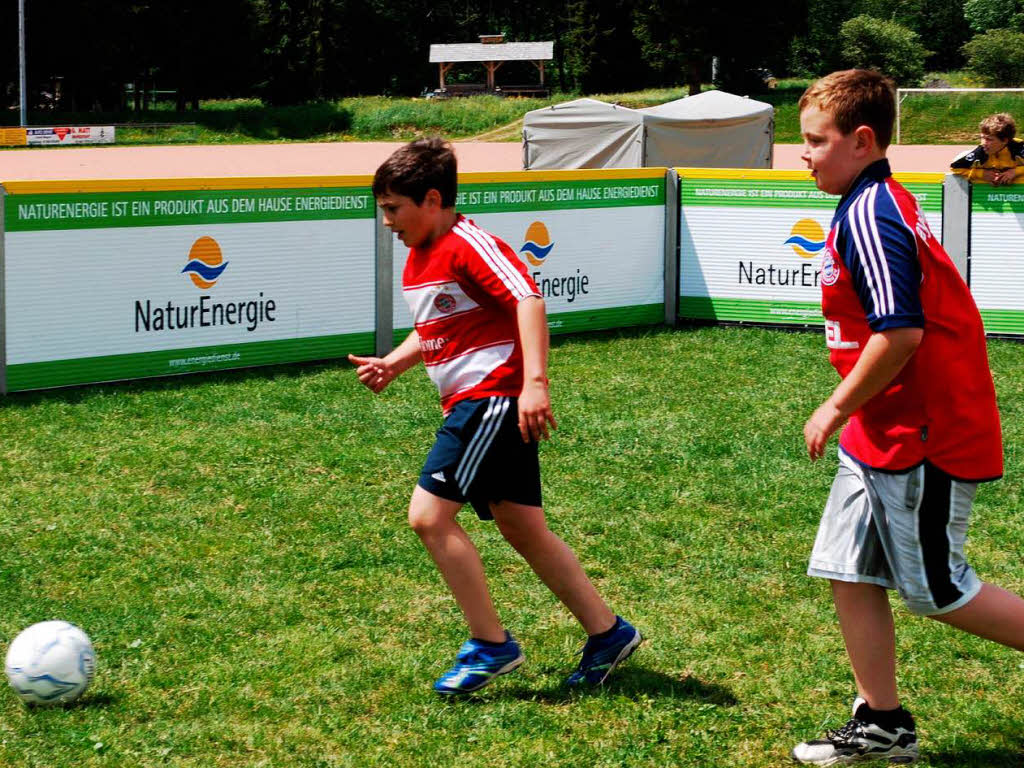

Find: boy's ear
<box><xmin>422</xmin><ymin>188</ymin><xmax>443</xmax><ymax>208</ymax></box>
<box><xmin>853</xmin><ymin>124</ymin><xmax>878</xmax><ymax>154</ymax></box>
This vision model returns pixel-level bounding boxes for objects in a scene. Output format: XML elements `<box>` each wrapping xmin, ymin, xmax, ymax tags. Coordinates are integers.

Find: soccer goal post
<box><xmin>896</xmin><ymin>88</ymin><xmax>1024</xmax><ymax>144</ymax></box>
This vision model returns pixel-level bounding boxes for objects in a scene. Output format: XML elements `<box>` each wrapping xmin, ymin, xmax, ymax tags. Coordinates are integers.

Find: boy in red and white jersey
<box><xmin>792</xmin><ymin>70</ymin><xmax>1024</xmax><ymax>765</ymax></box>
<box><xmin>349</xmin><ymin>139</ymin><xmax>639</xmax><ymax>695</ymax></box>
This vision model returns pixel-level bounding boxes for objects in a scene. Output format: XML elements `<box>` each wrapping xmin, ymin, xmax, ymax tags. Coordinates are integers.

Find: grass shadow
<box><xmin>2</xmin><ymin>102</ymin><xmax>353</xmax><ymax>141</ymax></box>
<box><xmin>496</xmin><ymin>668</ymin><xmax>738</xmax><ymax>705</ymax></box>
<box><xmin>195</xmin><ymin>102</ymin><xmax>352</xmax><ymax>139</ymax></box>
<box><xmin>0</xmin><ymin>357</ymin><xmax>347</xmax><ymax>410</ymax></box>
<box><xmin>549</xmin><ymin>324</ymin><xmax>679</xmax><ymax>350</ymax></box>
<box><xmin>924</xmin><ymin>745</ymin><xmax>1024</xmax><ymax>768</ymax></box>
<box><xmin>25</xmin><ymin>691</ymin><xmax>118</xmax><ymax>711</ymax></box>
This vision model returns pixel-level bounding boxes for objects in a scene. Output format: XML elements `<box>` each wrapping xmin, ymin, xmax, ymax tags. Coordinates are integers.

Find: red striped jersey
<box><xmin>403</xmin><ymin>215</ymin><xmax>541</xmax><ymax>413</ymax></box>
<box><xmin>821</xmin><ymin>159</ymin><xmax>1002</xmax><ymax>481</ymax></box>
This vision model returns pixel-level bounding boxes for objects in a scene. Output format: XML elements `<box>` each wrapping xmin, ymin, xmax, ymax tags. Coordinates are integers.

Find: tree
<box><xmin>562</xmin><ymin>0</ymin><xmax>653</xmax><ymax>93</ymax></box>
<box><xmin>788</xmin><ymin>0</ymin><xmax>856</xmax><ymax>77</ymax></box>
<box><xmin>917</xmin><ymin>0</ymin><xmax>971</xmax><ymax>71</ymax></box>
<box><xmin>1</xmin><ymin>2</ymin><xmax>18</xmax><ymax>111</ymax></box>
<box><xmin>150</xmin><ymin>0</ymin><xmax>258</xmax><ymax>109</ymax></box>
<box><xmin>632</xmin><ymin>2</ymin><xmax>715</xmax><ymax>95</ymax></box>
<box><xmin>852</xmin><ymin>0</ymin><xmax>925</xmax><ymax>30</ymax></box>
<box><xmin>256</xmin><ymin>0</ymin><xmax>329</xmax><ymax>103</ymax></box>
<box><xmin>964</xmin><ymin>0</ymin><xmax>1024</xmax><ymax>32</ymax></box>
<box><xmin>962</xmin><ymin>28</ymin><xmax>1024</xmax><ymax>85</ymax></box>
<box><xmin>634</xmin><ymin>2</ymin><xmax>806</xmax><ymax>95</ymax></box>
<box><xmin>840</xmin><ymin>14</ymin><xmax>930</xmax><ymax>85</ymax></box>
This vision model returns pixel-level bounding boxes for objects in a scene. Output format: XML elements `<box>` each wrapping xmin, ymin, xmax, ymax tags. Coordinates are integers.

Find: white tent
<box><xmin>522</xmin><ymin>90</ymin><xmax>774</xmax><ymax>170</ymax></box>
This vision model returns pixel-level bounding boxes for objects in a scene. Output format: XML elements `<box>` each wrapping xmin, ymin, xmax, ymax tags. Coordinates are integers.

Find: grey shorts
<box><xmin>808</xmin><ymin>449</ymin><xmax>982</xmax><ymax>616</ymax></box>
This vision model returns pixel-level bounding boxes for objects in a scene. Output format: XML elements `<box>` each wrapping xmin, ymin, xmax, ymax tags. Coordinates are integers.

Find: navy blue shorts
<box><xmin>418</xmin><ymin>396</ymin><xmax>542</xmax><ymax>520</ymax></box>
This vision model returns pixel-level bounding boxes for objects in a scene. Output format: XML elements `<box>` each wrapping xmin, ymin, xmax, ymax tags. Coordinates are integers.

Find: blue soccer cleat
<box><xmin>433</xmin><ymin>632</ymin><xmax>524</xmax><ymax>695</ymax></box>
<box><xmin>567</xmin><ymin>616</ymin><xmax>642</xmax><ymax>687</ymax></box>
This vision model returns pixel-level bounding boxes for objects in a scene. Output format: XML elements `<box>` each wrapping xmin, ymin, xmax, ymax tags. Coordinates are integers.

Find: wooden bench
<box><xmin>427</xmin><ymin>83</ymin><xmax>549</xmax><ymax>99</ymax></box>
<box><xmin>495</xmin><ymin>85</ymin><xmax>550</xmax><ymax>98</ymax></box>
<box><xmin>438</xmin><ymin>83</ymin><xmax>490</xmax><ymax>97</ymax></box>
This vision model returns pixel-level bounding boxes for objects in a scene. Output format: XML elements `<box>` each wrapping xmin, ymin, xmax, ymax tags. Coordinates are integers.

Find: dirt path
<box><xmin>466</xmin><ymin>120</ymin><xmax>524</xmax><ymax>142</ymax></box>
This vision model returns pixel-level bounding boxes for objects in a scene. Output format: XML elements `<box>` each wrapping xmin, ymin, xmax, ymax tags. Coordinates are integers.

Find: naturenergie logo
<box><xmin>520</xmin><ymin>221</ymin><xmax>554</xmax><ymax>267</ymax></box>
<box><xmin>134</xmin><ymin>236</ymin><xmax>277</xmax><ymax>334</ymax></box>
<box><xmin>783</xmin><ymin>219</ymin><xmax>827</xmax><ymax>258</ymax></box>
<box><xmin>520</xmin><ymin>221</ymin><xmax>590</xmax><ymax>303</ymax></box>
<box><xmin>182</xmin><ymin>236</ymin><xmax>229</xmax><ymax>288</ymax></box>
<box><xmin>737</xmin><ymin>217</ymin><xmax>826</xmax><ymax>288</ymax></box>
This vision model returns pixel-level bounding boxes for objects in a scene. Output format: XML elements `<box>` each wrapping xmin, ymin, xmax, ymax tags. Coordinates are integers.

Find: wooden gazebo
<box><xmin>428</xmin><ymin>35</ymin><xmax>554</xmax><ymax>97</ymax></box>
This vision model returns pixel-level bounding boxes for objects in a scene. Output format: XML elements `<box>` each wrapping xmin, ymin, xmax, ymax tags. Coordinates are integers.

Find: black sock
<box><xmin>857</xmin><ymin>703</ymin><xmax>915</xmax><ymax>731</ymax></box>
<box><xmin>590</xmin><ymin>616</ymin><xmax>621</xmax><ymax>640</ymax></box>
<box><xmin>471</xmin><ymin>632</ymin><xmax>511</xmax><ymax>647</ymax></box>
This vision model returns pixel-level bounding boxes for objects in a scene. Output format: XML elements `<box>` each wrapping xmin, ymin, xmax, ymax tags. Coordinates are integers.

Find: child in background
<box><xmin>950</xmin><ymin>112</ymin><xmax>1024</xmax><ymax>185</ymax></box>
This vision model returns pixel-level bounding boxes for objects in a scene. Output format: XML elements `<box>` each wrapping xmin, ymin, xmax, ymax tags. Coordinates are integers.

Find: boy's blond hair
<box><xmin>799</xmin><ymin>69</ymin><xmax>896</xmax><ymax>149</ymax></box>
<box><xmin>980</xmin><ymin>113</ymin><xmax>1016</xmax><ymax>141</ymax></box>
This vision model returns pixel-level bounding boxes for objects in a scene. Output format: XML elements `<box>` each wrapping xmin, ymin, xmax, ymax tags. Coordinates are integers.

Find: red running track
<box><xmin>0</xmin><ymin>141</ymin><xmax>972</xmax><ymax>181</ymax></box>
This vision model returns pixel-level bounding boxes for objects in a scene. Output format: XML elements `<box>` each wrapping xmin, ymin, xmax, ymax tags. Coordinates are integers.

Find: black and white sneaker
<box><xmin>791</xmin><ymin>699</ymin><xmax>918</xmax><ymax>765</ymax></box>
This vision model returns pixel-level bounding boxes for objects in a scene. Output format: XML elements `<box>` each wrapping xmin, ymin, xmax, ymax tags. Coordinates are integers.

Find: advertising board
<box><xmin>678</xmin><ymin>170</ymin><xmax>944</xmax><ymax>325</ymax></box>
<box><xmin>391</xmin><ymin>169</ymin><xmax>666</xmax><ymax>343</ymax></box>
<box><xmin>1</xmin><ymin>177</ymin><xmax>376</xmax><ymax>391</ymax></box>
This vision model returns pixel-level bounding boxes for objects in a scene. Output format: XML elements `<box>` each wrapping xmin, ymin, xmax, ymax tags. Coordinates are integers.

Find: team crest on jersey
<box><xmin>434</xmin><ymin>293</ymin><xmax>457</xmax><ymax>313</ymax></box>
<box><xmin>821</xmin><ymin>249</ymin><xmax>840</xmax><ymax>286</ymax></box>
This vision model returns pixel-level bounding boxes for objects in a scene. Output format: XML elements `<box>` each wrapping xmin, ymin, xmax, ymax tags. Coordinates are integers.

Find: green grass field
<box><xmin>6</xmin><ymin>74</ymin><xmax>1024</xmax><ymax>147</ymax></box>
<box><xmin>1</xmin><ymin>325</ymin><xmax>1022</xmax><ymax>767</ymax></box>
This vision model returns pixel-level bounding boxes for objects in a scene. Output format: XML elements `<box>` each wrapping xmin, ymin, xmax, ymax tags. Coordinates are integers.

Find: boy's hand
<box><xmin>994</xmin><ymin>169</ymin><xmax>1016</xmax><ymax>186</ymax></box>
<box><xmin>803</xmin><ymin>399</ymin><xmax>845</xmax><ymax>461</ymax></box>
<box><xmin>985</xmin><ymin>169</ymin><xmax>1014</xmax><ymax>186</ymax></box>
<box><xmin>348</xmin><ymin>354</ymin><xmax>398</xmax><ymax>393</ymax></box>
<box><xmin>518</xmin><ymin>378</ymin><xmax>557</xmax><ymax>442</ymax></box>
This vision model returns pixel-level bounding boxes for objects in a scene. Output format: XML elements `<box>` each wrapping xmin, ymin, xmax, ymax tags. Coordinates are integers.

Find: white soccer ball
<box><xmin>5</xmin><ymin>621</ymin><xmax>96</xmax><ymax>706</ymax></box>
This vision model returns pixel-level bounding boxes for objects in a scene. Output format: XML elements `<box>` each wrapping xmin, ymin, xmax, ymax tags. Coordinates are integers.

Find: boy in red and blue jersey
<box><xmin>792</xmin><ymin>70</ymin><xmax>1024</xmax><ymax>766</ymax></box>
<box><xmin>348</xmin><ymin>138</ymin><xmax>639</xmax><ymax>695</ymax></box>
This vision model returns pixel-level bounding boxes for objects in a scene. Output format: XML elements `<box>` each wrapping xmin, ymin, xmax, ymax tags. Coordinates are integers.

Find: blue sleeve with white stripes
<box><xmin>837</xmin><ymin>186</ymin><xmax>924</xmax><ymax>331</ymax></box>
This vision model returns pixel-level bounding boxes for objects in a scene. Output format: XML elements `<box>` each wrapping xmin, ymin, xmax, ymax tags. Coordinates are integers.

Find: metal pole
<box><xmin>896</xmin><ymin>89</ymin><xmax>902</xmax><ymax>145</ymax></box>
<box><xmin>18</xmin><ymin>0</ymin><xmax>27</xmax><ymax>127</ymax></box>
<box><xmin>374</xmin><ymin>204</ymin><xmax>394</xmax><ymax>357</ymax></box>
<box><xmin>0</xmin><ymin>185</ymin><xmax>7</xmax><ymax>394</ymax></box>
<box><xmin>942</xmin><ymin>173</ymin><xmax>971</xmax><ymax>284</ymax></box>
<box><xmin>663</xmin><ymin>169</ymin><xmax>680</xmax><ymax>326</ymax></box>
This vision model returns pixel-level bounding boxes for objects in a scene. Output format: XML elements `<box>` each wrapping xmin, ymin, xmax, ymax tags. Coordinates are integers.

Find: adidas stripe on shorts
<box><xmin>418</xmin><ymin>396</ymin><xmax>542</xmax><ymax>520</ymax></box>
<box><xmin>808</xmin><ymin>448</ymin><xmax>982</xmax><ymax>616</ymax></box>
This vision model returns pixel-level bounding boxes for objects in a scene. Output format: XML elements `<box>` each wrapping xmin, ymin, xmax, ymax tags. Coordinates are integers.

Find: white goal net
<box><xmin>896</xmin><ymin>88</ymin><xmax>1024</xmax><ymax>144</ymax></box>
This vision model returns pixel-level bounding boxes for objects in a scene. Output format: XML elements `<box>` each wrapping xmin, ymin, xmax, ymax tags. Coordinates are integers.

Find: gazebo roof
<box><xmin>429</xmin><ymin>42</ymin><xmax>554</xmax><ymax>63</ymax></box>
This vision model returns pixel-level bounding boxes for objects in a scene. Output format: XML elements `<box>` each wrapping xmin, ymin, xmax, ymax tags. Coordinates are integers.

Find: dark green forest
<box><xmin>0</xmin><ymin>0</ymin><xmax>984</xmax><ymax>110</ymax></box>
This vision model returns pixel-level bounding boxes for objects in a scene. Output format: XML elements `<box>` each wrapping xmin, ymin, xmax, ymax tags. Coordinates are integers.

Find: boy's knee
<box><xmin>407</xmin><ymin>504</ymin><xmax>446</xmax><ymax>537</ymax></box>
<box><xmin>407</xmin><ymin>486</ymin><xmax>462</xmax><ymax>537</ymax></box>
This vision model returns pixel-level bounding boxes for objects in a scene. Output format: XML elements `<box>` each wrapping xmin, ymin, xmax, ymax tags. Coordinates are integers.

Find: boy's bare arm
<box><xmin>804</xmin><ymin>326</ymin><xmax>923</xmax><ymax>461</ymax></box>
<box><xmin>516</xmin><ymin>296</ymin><xmax>557</xmax><ymax>442</ymax></box>
<box><xmin>348</xmin><ymin>331</ymin><xmax>422</xmax><ymax>393</ymax></box>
